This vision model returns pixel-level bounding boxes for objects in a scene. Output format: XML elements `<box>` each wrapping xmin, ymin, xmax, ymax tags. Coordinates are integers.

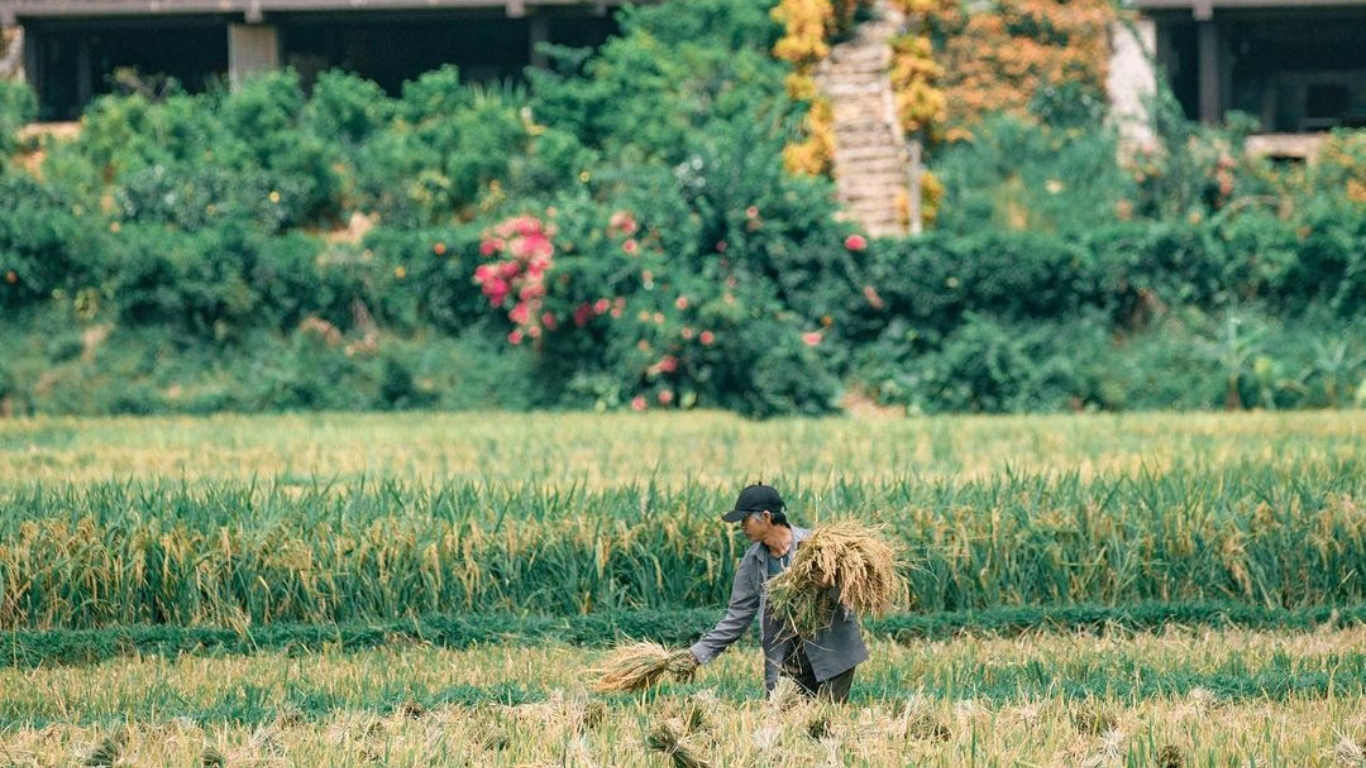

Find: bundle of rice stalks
<box><xmin>645</xmin><ymin>719</ymin><xmax>714</xmax><ymax>768</ymax></box>
<box><xmin>767</xmin><ymin>521</ymin><xmax>905</xmax><ymax>638</ymax></box>
<box><xmin>590</xmin><ymin>641</ymin><xmax>697</xmax><ymax>692</ymax></box>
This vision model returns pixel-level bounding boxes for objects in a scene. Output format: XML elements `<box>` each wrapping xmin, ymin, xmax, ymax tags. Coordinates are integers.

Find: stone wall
<box><xmin>0</xmin><ymin>28</ymin><xmax>23</xmax><ymax>80</ymax></box>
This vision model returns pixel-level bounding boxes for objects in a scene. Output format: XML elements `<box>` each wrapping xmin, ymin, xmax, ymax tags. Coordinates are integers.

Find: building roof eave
<box><xmin>0</xmin><ymin>0</ymin><xmax>637</xmax><ymax>23</ymax></box>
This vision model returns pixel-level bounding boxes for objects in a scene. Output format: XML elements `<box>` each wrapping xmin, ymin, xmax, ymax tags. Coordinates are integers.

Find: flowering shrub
<box><xmin>474</xmin><ymin>215</ymin><xmax>556</xmax><ymax>344</ymax></box>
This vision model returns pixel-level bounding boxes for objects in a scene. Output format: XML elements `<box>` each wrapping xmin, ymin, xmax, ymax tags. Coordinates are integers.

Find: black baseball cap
<box><xmin>722</xmin><ymin>484</ymin><xmax>785</xmax><ymax>522</ymax></box>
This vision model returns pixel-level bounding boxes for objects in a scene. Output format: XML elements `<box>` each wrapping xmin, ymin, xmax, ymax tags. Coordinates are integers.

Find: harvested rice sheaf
<box><xmin>645</xmin><ymin>720</ymin><xmax>714</xmax><ymax>768</ymax></box>
<box><xmin>767</xmin><ymin>521</ymin><xmax>905</xmax><ymax>638</ymax></box>
<box><xmin>591</xmin><ymin>641</ymin><xmax>697</xmax><ymax>692</ymax></box>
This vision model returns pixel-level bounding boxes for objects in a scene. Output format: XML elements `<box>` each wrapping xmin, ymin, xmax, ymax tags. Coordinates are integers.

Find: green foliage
<box><xmin>931</xmin><ymin>114</ymin><xmax>1135</xmax><ymax>235</ymax></box>
<box><xmin>2</xmin><ymin>0</ymin><xmax>1365</xmax><ymax>417</ymax></box>
<box><xmin>0</xmin><ymin>79</ymin><xmax>37</xmax><ymax>160</ymax></box>
<box><xmin>103</xmin><ymin>224</ymin><xmax>345</xmax><ymax>342</ymax></box>
<box><xmin>0</xmin><ymin>174</ymin><xmax>103</xmax><ymax>310</ymax></box>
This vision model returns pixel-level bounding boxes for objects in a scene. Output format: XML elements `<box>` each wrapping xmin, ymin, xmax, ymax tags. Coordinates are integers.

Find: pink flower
<box><xmin>623</xmin><ymin>239</ymin><xmax>639</xmax><ymax>256</ymax></box>
<box><xmin>699</xmin><ymin>330</ymin><xmax>715</xmax><ymax>346</ymax></box>
<box><xmin>631</xmin><ymin>395</ymin><xmax>648</xmax><ymax>412</ymax></box>
<box><xmin>863</xmin><ymin>285</ymin><xmax>885</xmax><ymax>310</ymax></box>
<box><xmin>509</xmin><ymin>302</ymin><xmax>531</xmax><ymax>325</ymax></box>
<box><xmin>507</xmin><ymin>329</ymin><xmax>524</xmax><ymax>345</ymax></box>
<box><xmin>574</xmin><ymin>303</ymin><xmax>592</xmax><ymax>327</ymax></box>
<box><xmin>525</xmin><ymin>233</ymin><xmax>554</xmax><ymax>261</ymax></box>
<box><xmin>541</xmin><ymin>312</ymin><xmax>558</xmax><ymax>331</ymax></box>
<box><xmin>675</xmin><ymin>295</ymin><xmax>689</xmax><ymax>310</ymax></box>
<box><xmin>844</xmin><ymin>234</ymin><xmax>868</xmax><ymax>252</ymax></box>
<box><xmin>609</xmin><ymin>210</ymin><xmax>638</xmax><ymax>236</ymax></box>
<box><xmin>802</xmin><ymin>331</ymin><xmax>822</xmax><ymax>347</ymax></box>
<box><xmin>746</xmin><ymin>205</ymin><xmax>759</xmax><ymax>219</ymax></box>
<box><xmin>715</xmin><ymin>240</ymin><xmax>727</xmax><ymax>253</ymax></box>
<box><xmin>480</xmin><ymin>239</ymin><xmax>503</xmax><ymax>257</ymax></box>
<box><xmin>658</xmin><ymin>355</ymin><xmax>678</xmax><ymax>373</ymax></box>
<box><xmin>658</xmin><ymin>389</ymin><xmax>675</xmax><ymax>405</ymax></box>
<box><xmin>473</xmin><ymin>264</ymin><xmax>496</xmax><ymax>283</ymax></box>
<box><xmin>513</xmin><ymin>216</ymin><xmax>542</xmax><ymax>238</ymax></box>
<box><xmin>681</xmin><ymin>326</ymin><xmax>695</xmax><ymax>340</ymax></box>
<box><xmin>481</xmin><ymin>278</ymin><xmax>509</xmax><ymax>307</ymax></box>
<box><xmin>594</xmin><ymin>298</ymin><xmax>611</xmax><ymax>315</ymax></box>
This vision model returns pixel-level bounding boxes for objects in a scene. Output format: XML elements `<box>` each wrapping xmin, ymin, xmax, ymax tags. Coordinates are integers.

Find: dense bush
<box><xmin>0</xmin><ymin>79</ymin><xmax>36</xmax><ymax>161</ymax></box>
<box><xmin>1</xmin><ymin>0</ymin><xmax>1364</xmax><ymax>417</ymax></box>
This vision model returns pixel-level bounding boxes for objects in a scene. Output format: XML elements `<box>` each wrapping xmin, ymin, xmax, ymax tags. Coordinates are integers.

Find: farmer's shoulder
<box><xmin>741</xmin><ymin>541</ymin><xmax>767</xmax><ymax>562</ymax></box>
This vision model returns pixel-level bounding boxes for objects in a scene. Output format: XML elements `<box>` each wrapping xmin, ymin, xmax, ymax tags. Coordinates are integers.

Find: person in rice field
<box><xmin>681</xmin><ymin>483</ymin><xmax>868</xmax><ymax>702</ymax></box>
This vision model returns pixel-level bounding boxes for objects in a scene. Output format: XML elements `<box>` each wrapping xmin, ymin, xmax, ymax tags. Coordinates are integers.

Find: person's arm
<box><xmin>688</xmin><ymin>554</ymin><xmax>760</xmax><ymax>665</ymax></box>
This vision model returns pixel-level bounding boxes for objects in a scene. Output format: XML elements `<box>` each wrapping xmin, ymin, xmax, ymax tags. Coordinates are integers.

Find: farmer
<box><xmin>683</xmin><ymin>483</ymin><xmax>868</xmax><ymax>702</ymax></box>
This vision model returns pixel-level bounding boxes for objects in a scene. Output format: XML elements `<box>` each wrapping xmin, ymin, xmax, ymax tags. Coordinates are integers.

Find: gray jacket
<box><xmin>689</xmin><ymin>526</ymin><xmax>868</xmax><ymax>692</ymax></box>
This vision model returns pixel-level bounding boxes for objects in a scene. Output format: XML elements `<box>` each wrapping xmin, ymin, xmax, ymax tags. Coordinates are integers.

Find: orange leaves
<box><xmin>927</xmin><ymin>0</ymin><xmax>1115</xmax><ymax>130</ymax></box>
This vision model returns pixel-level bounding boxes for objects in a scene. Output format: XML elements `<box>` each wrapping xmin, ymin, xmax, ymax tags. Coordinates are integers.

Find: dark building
<box><xmin>1136</xmin><ymin>0</ymin><xmax>1366</xmax><ymax>132</ymax></box>
<box><xmin>0</xmin><ymin>0</ymin><xmax>640</xmax><ymax>120</ymax></box>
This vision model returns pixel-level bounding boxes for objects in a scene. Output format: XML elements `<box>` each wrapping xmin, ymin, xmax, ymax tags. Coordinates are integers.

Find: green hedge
<box><xmin>1</xmin><ymin>0</ymin><xmax>1364</xmax><ymax>417</ymax></box>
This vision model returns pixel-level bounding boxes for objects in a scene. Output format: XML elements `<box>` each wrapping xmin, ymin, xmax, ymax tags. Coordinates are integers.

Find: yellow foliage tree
<box><xmin>924</xmin><ymin>0</ymin><xmax>1115</xmax><ymax>132</ymax></box>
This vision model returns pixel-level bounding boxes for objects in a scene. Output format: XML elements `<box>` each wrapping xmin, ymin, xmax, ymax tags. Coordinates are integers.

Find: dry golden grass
<box><xmin>1</xmin><ymin>409</ymin><xmax>1361</xmax><ymax>487</ymax></box>
<box><xmin>767</xmin><ymin>521</ymin><xmax>906</xmax><ymax>637</ymax></box>
<box><xmin>590</xmin><ymin>641</ymin><xmax>697</xmax><ymax>693</ymax></box>
<box><xmin>4</xmin><ymin>629</ymin><xmax>1366</xmax><ymax>766</ymax></box>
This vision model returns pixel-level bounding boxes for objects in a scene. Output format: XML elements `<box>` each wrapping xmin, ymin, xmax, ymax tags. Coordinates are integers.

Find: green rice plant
<box><xmin>1</xmin><ymin>412</ymin><xmax>1364</xmax><ymax>630</ymax></box>
<box><xmin>1</xmin><ymin>458</ymin><xmax>1364</xmax><ymax>630</ymax></box>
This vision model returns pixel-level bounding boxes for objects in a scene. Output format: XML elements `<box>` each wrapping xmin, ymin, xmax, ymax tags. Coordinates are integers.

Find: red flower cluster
<box><xmin>474</xmin><ymin>215</ymin><xmax>556</xmax><ymax>344</ymax></box>
<box><xmin>844</xmin><ymin>233</ymin><xmax>868</xmax><ymax>252</ymax></box>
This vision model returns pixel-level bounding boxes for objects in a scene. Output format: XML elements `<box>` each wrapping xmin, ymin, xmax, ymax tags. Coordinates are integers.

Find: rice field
<box><xmin>2</xmin><ymin>409</ymin><xmax>1364</xmax><ymax>765</ymax></box>
<box><xmin>0</xmin><ymin>409</ymin><xmax>1360</xmax><ymax>487</ymax></box>
<box><xmin>4</xmin><ymin>629</ymin><xmax>1366</xmax><ymax>766</ymax></box>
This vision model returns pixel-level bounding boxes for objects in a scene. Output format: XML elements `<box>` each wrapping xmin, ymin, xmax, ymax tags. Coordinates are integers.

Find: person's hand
<box><xmin>669</xmin><ymin>649</ymin><xmax>700</xmax><ymax>679</ymax></box>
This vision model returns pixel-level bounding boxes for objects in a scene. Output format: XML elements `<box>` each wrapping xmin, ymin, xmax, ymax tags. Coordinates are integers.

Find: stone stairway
<box><xmin>814</xmin><ymin>2</ymin><xmax>912</xmax><ymax>238</ymax></box>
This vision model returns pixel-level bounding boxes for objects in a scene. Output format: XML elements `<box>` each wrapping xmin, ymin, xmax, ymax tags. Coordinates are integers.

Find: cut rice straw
<box><xmin>591</xmin><ymin>641</ymin><xmax>697</xmax><ymax>693</ymax></box>
<box><xmin>767</xmin><ymin>520</ymin><xmax>906</xmax><ymax>638</ymax></box>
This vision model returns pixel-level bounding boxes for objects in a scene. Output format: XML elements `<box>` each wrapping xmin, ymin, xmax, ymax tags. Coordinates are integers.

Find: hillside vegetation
<box><xmin>1</xmin><ymin>0</ymin><xmax>1364</xmax><ymax>417</ymax></box>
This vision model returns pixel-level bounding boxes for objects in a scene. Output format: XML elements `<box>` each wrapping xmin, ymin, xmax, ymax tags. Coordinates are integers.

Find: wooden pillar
<box><xmin>75</xmin><ymin>35</ymin><xmax>92</xmax><ymax>109</ymax></box>
<box><xmin>529</xmin><ymin>11</ymin><xmax>550</xmax><ymax>69</ymax></box>
<box><xmin>22</xmin><ymin>28</ymin><xmax>41</xmax><ymax>104</ymax></box>
<box><xmin>907</xmin><ymin>137</ymin><xmax>923</xmax><ymax>236</ymax></box>
<box><xmin>1197</xmin><ymin>19</ymin><xmax>1220</xmax><ymax>124</ymax></box>
<box><xmin>229</xmin><ymin>23</ymin><xmax>280</xmax><ymax>89</ymax></box>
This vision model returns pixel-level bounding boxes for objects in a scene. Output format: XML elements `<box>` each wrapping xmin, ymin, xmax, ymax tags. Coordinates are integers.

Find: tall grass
<box><xmin>2</xmin><ymin>456</ymin><xmax>1362</xmax><ymax>629</ymax></box>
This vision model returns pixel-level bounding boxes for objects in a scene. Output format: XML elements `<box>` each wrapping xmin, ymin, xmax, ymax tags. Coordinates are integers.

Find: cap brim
<box><xmin>721</xmin><ymin>508</ymin><xmax>749</xmax><ymax>522</ymax></box>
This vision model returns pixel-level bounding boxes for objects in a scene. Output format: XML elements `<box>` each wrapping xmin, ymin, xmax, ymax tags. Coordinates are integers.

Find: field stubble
<box><xmin>4</xmin><ymin>630</ymin><xmax>1366</xmax><ymax>766</ymax></box>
